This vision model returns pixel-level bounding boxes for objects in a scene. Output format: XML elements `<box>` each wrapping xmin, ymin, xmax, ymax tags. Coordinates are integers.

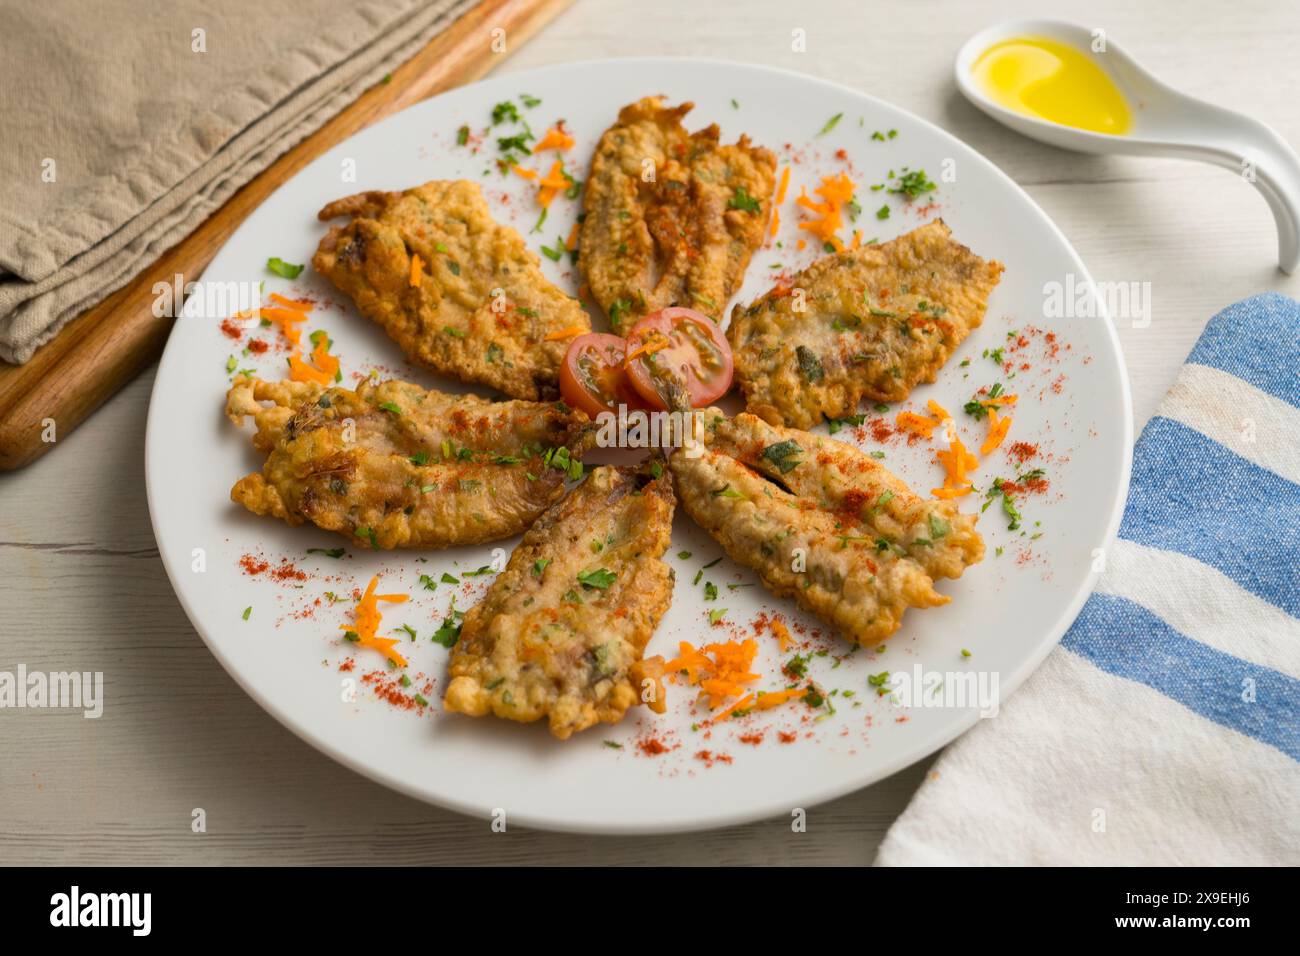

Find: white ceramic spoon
<box><xmin>955</xmin><ymin>18</ymin><xmax>1300</xmax><ymax>274</ymax></box>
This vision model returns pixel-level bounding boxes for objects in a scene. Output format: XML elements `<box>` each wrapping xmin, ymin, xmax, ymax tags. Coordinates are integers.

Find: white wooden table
<box><xmin>2</xmin><ymin>0</ymin><xmax>1296</xmax><ymax>865</ymax></box>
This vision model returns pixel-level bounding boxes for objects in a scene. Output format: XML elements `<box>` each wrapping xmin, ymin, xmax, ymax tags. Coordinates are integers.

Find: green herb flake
<box><xmin>266</xmin><ymin>257</ymin><xmax>304</xmax><ymax>279</ymax></box>
<box><xmin>577</xmin><ymin>568</ymin><xmax>616</xmax><ymax>590</ymax></box>
<box><xmin>307</xmin><ymin>547</ymin><xmax>345</xmax><ymax>559</ymax></box>
<box><xmin>728</xmin><ymin>186</ymin><xmax>762</xmax><ymax>214</ymax></box>
<box><xmin>818</xmin><ymin>112</ymin><xmax>843</xmax><ymax>136</ymax></box>
<box><xmin>796</xmin><ymin>345</ymin><xmax>825</xmax><ymax>383</ymax></box>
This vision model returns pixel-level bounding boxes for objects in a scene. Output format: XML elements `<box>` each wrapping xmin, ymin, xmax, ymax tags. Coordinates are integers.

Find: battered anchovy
<box><xmin>670</xmin><ymin>413</ymin><xmax>983</xmax><ymax>645</ymax></box>
<box><xmin>443</xmin><ymin>465</ymin><xmax>676</xmax><ymax>739</ymax></box>
<box><xmin>580</xmin><ymin>96</ymin><xmax>776</xmax><ymax>333</ymax></box>
<box><xmin>728</xmin><ymin>220</ymin><xmax>1005</xmax><ymax>428</ymax></box>
<box><xmin>313</xmin><ymin>180</ymin><xmax>590</xmax><ymax>400</ymax></box>
<box><xmin>225</xmin><ymin>376</ymin><xmax>590</xmax><ymax>550</ymax></box>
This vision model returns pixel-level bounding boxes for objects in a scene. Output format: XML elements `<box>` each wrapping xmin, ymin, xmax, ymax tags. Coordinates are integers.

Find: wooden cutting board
<box><xmin>0</xmin><ymin>0</ymin><xmax>572</xmax><ymax>470</ymax></box>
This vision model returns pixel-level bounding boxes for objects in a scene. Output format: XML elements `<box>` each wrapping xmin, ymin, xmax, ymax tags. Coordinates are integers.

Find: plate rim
<box><xmin>145</xmin><ymin>55</ymin><xmax>1135</xmax><ymax>835</ymax></box>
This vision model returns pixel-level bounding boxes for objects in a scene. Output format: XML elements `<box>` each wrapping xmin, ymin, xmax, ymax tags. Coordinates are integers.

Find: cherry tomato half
<box><xmin>559</xmin><ymin>333</ymin><xmax>649</xmax><ymax>418</ymax></box>
<box><xmin>624</xmin><ymin>307</ymin><xmax>734</xmax><ymax>411</ymax></box>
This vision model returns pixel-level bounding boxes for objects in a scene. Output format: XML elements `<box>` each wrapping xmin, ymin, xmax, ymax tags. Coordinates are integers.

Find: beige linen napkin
<box><xmin>0</xmin><ymin>0</ymin><xmax>476</xmax><ymax>364</ymax></box>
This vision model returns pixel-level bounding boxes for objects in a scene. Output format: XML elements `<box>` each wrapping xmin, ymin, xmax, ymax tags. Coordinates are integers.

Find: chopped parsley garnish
<box><xmin>577</xmin><ymin>568</ymin><xmax>616</xmax><ymax>590</ymax></box>
<box><xmin>241</xmin><ymin>606</ymin><xmax>252</xmax><ymax>621</ymax></box>
<box><xmin>307</xmin><ymin>547</ymin><xmax>345</xmax><ymax>559</ymax></box>
<box><xmin>796</xmin><ymin>345</ymin><xmax>825</xmax><ymax>383</ymax></box>
<box><xmin>440</xmin><ymin>572</ymin><xmax>460</xmax><ymax>585</ymax></box>
<box><xmin>431</xmin><ymin>614</ymin><xmax>462</xmax><ymax>648</ymax></box>
<box><xmin>266</xmin><ymin>257</ymin><xmax>304</xmax><ymax>279</ymax></box>
<box><xmin>378</xmin><ymin>401</ymin><xmax>401</xmax><ymax>414</ymax></box>
<box><xmin>928</xmin><ymin>513</ymin><xmax>950</xmax><ymax>539</ymax></box>
<box><xmin>983</xmin><ymin>478</ymin><xmax>1022</xmax><ymax>531</ymax></box>
<box><xmin>710</xmin><ymin>484</ymin><xmax>743</xmax><ymax>499</ymax></box>
<box><xmin>410</xmin><ymin>451</ymin><xmax>430</xmax><ymax>465</ymax></box>
<box><xmin>356</xmin><ymin>526</ymin><xmax>379</xmax><ymax>549</ymax></box>
<box><xmin>604</xmin><ymin>740</ymin><xmax>624</xmax><ymax>750</ymax></box>
<box><xmin>818</xmin><ymin>112</ymin><xmax>843</xmax><ymax>136</ymax></box>
<box><xmin>887</xmin><ymin>167</ymin><xmax>937</xmax><ymax>200</ymax></box>
<box><xmin>396</xmin><ymin>623</ymin><xmax>417</xmax><ymax>641</ymax></box>
<box><xmin>703</xmin><ymin>581</ymin><xmax>718</xmax><ymax>601</ymax></box>
<box><xmin>875</xmin><ymin>204</ymin><xmax>891</xmax><ymax>220</ymax></box>
<box><xmin>418</xmin><ymin>574</ymin><xmax>437</xmax><ymax>591</ymax></box>
<box><xmin>456</xmin><ymin>125</ymin><xmax>470</xmax><ymax>146</ymax></box>
<box><xmin>826</xmin><ymin>414</ymin><xmax>866</xmax><ymax>435</ymax></box>
<box><xmin>540</xmin><ymin>236</ymin><xmax>565</xmax><ymax>261</ymax></box>
<box><xmin>520</xmin><ymin>93</ymin><xmax>542</xmax><ymax>108</ymax></box>
<box><xmin>707</xmin><ymin>608</ymin><xmax>728</xmax><ymax>625</ymax></box>
<box><xmin>491</xmin><ymin>101</ymin><xmax>520</xmax><ymax>125</ymax></box>
<box><xmin>542</xmin><ymin>444</ymin><xmax>584</xmax><ymax>481</ymax></box>
<box><xmin>532</xmin><ymin>558</ymin><xmax>550</xmax><ymax>577</ymax></box>
<box><xmin>677</xmin><ymin>551</ymin><xmax>692</xmax><ymax>560</ymax></box>
<box><xmin>728</xmin><ymin>187</ymin><xmax>762</xmax><ymax>213</ymax></box>
<box><xmin>761</xmin><ymin>439</ymin><xmax>803</xmax><ymax>474</ymax></box>
<box><xmin>608</xmin><ymin>299</ymin><xmax>631</xmax><ymax>328</ymax></box>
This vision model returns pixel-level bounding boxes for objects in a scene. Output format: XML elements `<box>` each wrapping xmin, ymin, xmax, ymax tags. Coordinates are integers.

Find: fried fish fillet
<box><xmin>580</xmin><ymin>96</ymin><xmax>776</xmax><ymax>333</ymax></box>
<box><xmin>443</xmin><ymin>465</ymin><xmax>676</xmax><ymax>739</ymax></box>
<box><xmin>313</xmin><ymin>180</ymin><xmax>590</xmax><ymax>401</ymax></box>
<box><xmin>226</xmin><ymin>376</ymin><xmax>589</xmax><ymax>549</ymax></box>
<box><xmin>670</xmin><ymin>413</ymin><xmax>983</xmax><ymax>646</ymax></box>
<box><xmin>728</xmin><ymin>220</ymin><xmax>1005</xmax><ymax>428</ymax></box>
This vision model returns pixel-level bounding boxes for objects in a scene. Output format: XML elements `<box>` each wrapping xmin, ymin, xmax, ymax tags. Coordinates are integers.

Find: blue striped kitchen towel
<box><xmin>877</xmin><ymin>293</ymin><xmax>1300</xmax><ymax>865</ymax></box>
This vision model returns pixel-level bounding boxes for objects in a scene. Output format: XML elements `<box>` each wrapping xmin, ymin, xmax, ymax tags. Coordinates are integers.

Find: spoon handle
<box><xmin>1149</xmin><ymin>103</ymin><xmax>1300</xmax><ymax>275</ymax></box>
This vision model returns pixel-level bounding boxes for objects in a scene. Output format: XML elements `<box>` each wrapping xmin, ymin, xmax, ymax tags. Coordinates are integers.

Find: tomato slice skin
<box><xmin>624</xmin><ymin>308</ymin><xmax>734</xmax><ymax>411</ymax></box>
<box><xmin>559</xmin><ymin>333</ymin><xmax>649</xmax><ymax>418</ymax></box>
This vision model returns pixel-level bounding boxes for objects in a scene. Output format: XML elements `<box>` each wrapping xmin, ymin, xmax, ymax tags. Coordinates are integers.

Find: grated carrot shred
<box><xmin>269</xmin><ymin>293</ymin><xmax>313</xmax><ymax>311</ymax></box>
<box><xmin>260</xmin><ymin>306</ymin><xmax>308</xmax><ymax>346</ymax></box>
<box><xmin>795</xmin><ymin>172</ymin><xmax>856</xmax><ymax>247</ymax></box>
<box><xmin>754</xmin><ymin>687</ymin><xmax>806</xmax><ymax>710</ymax></box>
<box><xmin>933</xmin><ymin>431</ymin><xmax>980</xmax><ymax>500</ymax></box>
<box><xmin>770</xmin><ymin>618</ymin><xmax>793</xmax><ymax>652</ymax></box>
<box><xmin>287</xmin><ymin>336</ymin><xmax>339</xmax><ymax>385</ymax></box>
<box><xmin>409</xmin><ymin>253</ymin><xmax>423</xmax><ymax>288</ymax></box>
<box><xmin>926</xmin><ymin>399</ymin><xmax>953</xmax><ymax>421</ymax></box>
<box><xmin>565</xmin><ymin>222</ymin><xmax>580</xmax><ymax>250</ymax></box>
<box><xmin>770</xmin><ymin>208</ymin><xmax>780</xmax><ymax>238</ymax></box>
<box><xmin>533</xmin><ymin>123</ymin><xmax>575</xmax><ymax>153</ymax></box>
<box><xmin>980</xmin><ymin>407</ymin><xmax>1013</xmax><ymax>455</ymax></box>
<box><xmin>664</xmin><ymin>639</ymin><xmax>763</xmax><ymax>709</ymax></box>
<box><xmin>340</xmin><ymin>576</ymin><xmax>409</xmax><ymax>667</ymax></box>
<box><xmin>623</xmin><ymin>332</ymin><xmax>669</xmax><ymax>367</ymax></box>
<box><xmin>544</xmin><ymin>325</ymin><xmax>586</xmax><ymax>341</ymax></box>
<box><xmin>896</xmin><ymin>410</ymin><xmax>941</xmax><ymax>439</ymax></box>
<box><xmin>712</xmin><ymin>694</ymin><xmax>756</xmax><ymax>722</ymax></box>
<box><xmin>775</xmin><ymin>166</ymin><xmax>791</xmax><ymax>205</ymax></box>
<box><xmin>536</xmin><ymin>160</ymin><xmax>568</xmax><ymax>208</ymax></box>
<box><xmin>513</xmin><ymin>165</ymin><xmax>538</xmax><ymax>181</ymax></box>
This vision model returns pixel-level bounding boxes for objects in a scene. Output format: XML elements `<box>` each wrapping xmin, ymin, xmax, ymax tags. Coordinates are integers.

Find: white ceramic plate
<box><xmin>146</xmin><ymin>58</ymin><xmax>1132</xmax><ymax>834</ymax></box>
